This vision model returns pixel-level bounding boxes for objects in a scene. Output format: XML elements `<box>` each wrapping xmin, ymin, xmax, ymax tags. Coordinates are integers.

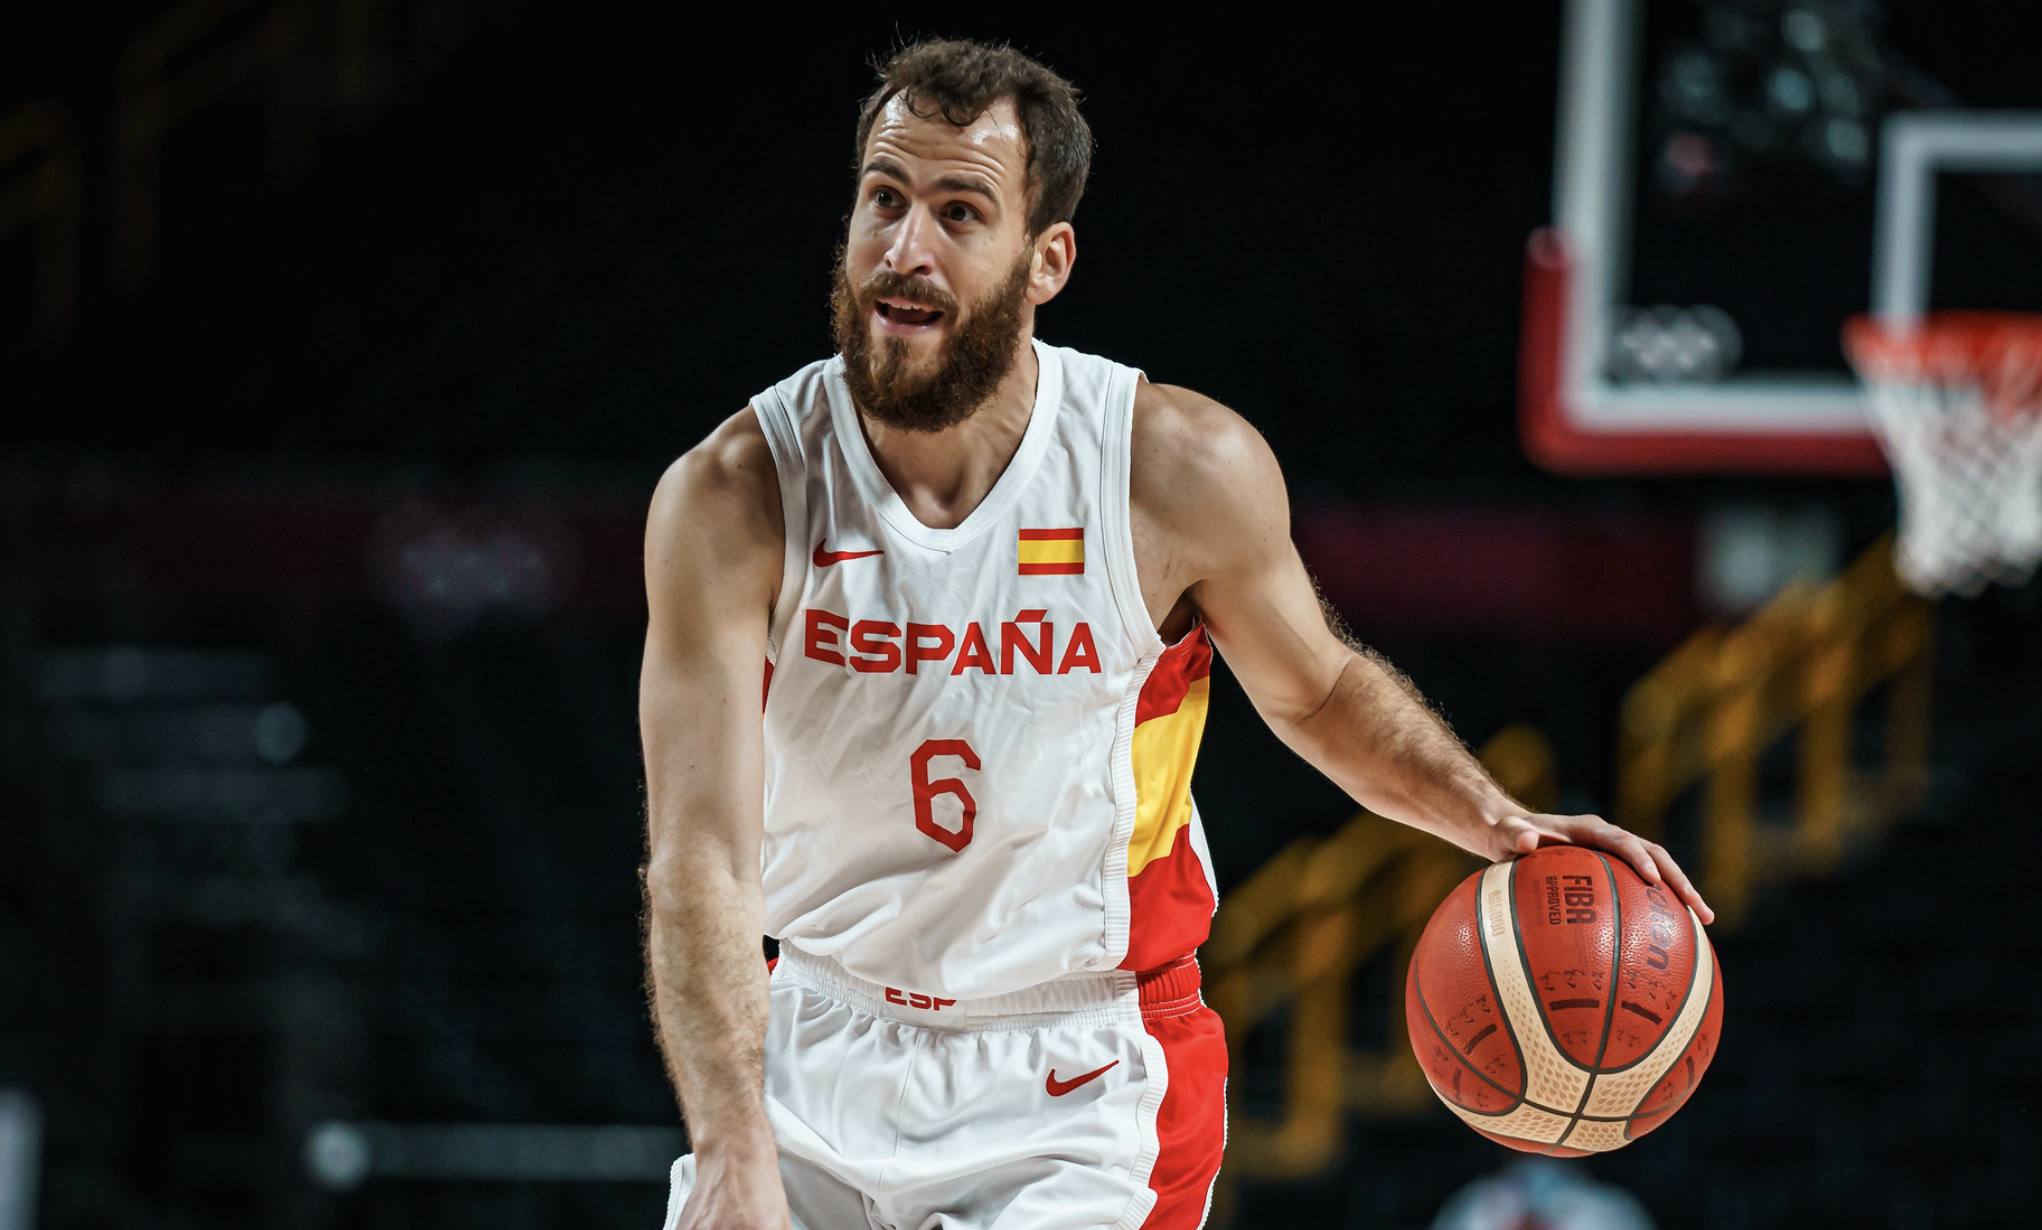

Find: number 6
<box><xmin>910</xmin><ymin>738</ymin><xmax>979</xmax><ymax>852</ymax></box>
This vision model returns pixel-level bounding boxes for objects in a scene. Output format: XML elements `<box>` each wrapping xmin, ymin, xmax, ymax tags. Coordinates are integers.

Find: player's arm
<box><xmin>1130</xmin><ymin>384</ymin><xmax>1713</xmax><ymax>923</ymax></box>
<box><xmin>640</xmin><ymin>408</ymin><xmax>793</xmax><ymax>1228</ymax></box>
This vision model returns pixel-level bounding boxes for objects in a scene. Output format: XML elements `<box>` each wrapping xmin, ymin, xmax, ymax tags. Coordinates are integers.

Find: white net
<box><xmin>1844</xmin><ymin>314</ymin><xmax>2042</xmax><ymax>597</ymax></box>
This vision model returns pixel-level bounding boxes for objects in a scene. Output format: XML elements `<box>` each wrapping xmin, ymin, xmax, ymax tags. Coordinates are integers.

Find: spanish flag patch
<box><xmin>1018</xmin><ymin>528</ymin><xmax>1084</xmax><ymax>575</ymax></box>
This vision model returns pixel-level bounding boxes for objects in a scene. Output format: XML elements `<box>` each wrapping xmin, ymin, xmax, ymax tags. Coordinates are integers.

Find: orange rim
<box><xmin>1843</xmin><ymin>311</ymin><xmax>2042</xmax><ymax>416</ymax></box>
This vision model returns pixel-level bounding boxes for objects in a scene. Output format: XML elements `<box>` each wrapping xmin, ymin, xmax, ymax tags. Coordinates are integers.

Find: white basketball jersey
<box><xmin>751</xmin><ymin>339</ymin><xmax>1218</xmax><ymax>1002</ymax></box>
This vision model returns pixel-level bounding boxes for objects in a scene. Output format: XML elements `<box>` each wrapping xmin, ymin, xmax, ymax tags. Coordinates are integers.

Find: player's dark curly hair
<box><xmin>853</xmin><ymin>39</ymin><xmax>1093</xmax><ymax>236</ymax></box>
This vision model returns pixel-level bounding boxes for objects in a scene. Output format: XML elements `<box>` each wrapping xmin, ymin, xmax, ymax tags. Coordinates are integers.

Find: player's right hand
<box><xmin>676</xmin><ymin>1145</ymin><xmax>793</xmax><ymax>1230</ymax></box>
<box><xmin>1486</xmin><ymin>809</ymin><xmax>1714</xmax><ymax>925</ymax></box>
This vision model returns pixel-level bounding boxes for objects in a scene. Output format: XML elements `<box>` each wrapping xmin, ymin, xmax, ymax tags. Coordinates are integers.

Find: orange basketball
<box><xmin>1404</xmin><ymin>845</ymin><xmax>1723</xmax><ymax>1154</ymax></box>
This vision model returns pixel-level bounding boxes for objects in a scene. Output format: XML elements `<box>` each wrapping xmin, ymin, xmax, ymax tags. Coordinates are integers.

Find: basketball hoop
<box><xmin>1842</xmin><ymin>312</ymin><xmax>2042</xmax><ymax>597</ymax></box>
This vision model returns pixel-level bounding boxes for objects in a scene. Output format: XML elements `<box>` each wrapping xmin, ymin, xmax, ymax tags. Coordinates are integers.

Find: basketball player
<box><xmin>640</xmin><ymin>39</ymin><xmax>1713</xmax><ymax>1230</ymax></box>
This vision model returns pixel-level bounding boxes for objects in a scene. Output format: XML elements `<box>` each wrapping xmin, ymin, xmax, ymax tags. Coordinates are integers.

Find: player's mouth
<box><xmin>874</xmin><ymin>297</ymin><xmax>946</xmax><ymax>335</ymax></box>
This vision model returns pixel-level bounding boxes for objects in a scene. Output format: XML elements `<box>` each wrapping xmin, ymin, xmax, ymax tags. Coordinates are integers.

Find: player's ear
<box><xmin>1027</xmin><ymin>223</ymin><xmax>1076</xmax><ymax>306</ymax></box>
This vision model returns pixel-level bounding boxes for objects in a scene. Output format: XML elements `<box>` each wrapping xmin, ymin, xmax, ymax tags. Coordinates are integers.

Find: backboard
<box><xmin>1522</xmin><ymin>0</ymin><xmax>2042</xmax><ymax>475</ymax></box>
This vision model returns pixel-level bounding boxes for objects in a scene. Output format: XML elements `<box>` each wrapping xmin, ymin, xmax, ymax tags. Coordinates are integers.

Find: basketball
<box><xmin>1405</xmin><ymin>845</ymin><xmax>1723</xmax><ymax>1155</ymax></box>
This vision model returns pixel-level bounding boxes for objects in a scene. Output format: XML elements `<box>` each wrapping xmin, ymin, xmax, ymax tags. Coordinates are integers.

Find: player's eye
<box><xmin>943</xmin><ymin>202</ymin><xmax>979</xmax><ymax>224</ymax></box>
<box><xmin>871</xmin><ymin>186</ymin><xmax>903</xmax><ymax>209</ymax></box>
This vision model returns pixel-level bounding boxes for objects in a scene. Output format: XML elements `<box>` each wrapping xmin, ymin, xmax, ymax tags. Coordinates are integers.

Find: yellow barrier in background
<box><xmin>1614</xmin><ymin>534</ymin><xmax>1934</xmax><ymax>926</ymax></box>
<box><xmin>1206</xmin><ymin>537</ymin><xmax>1934</xmax><ymax>1207</ymax></box>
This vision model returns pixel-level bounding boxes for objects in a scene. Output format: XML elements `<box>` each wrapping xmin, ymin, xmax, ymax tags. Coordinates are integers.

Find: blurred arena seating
<box><xmin>0</xmin><ymin>577</ymin><xmax>677</xmax><ymax>1225</ymax></box>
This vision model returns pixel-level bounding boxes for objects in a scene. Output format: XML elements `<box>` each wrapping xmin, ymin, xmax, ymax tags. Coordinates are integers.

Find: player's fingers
<box><xmin>1584</xmin><ymin>817</ymin><xmax>1666</xmax><ymax>886</ymax></box>
<box><xmin>1648</xmin><ymin>843</ymin><xmax>1715</xmax><ymax>925</ymax></box>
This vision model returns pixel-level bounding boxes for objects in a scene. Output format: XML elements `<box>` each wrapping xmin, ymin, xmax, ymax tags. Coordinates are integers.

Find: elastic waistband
<box><xmin>1136</xmin><ymin>955</ymin><xmax>1203</xmax><ymax>1020</ymax></box>
<box><xmin>774</xmin><ymin>948</ymin><xmax>1202</xmax><ymax>1031</ymax></box>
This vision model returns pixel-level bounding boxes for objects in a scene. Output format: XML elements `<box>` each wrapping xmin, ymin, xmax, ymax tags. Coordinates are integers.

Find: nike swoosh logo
<box><xmin>813</xmin><ymin>541</ymin><xmax>884</xmax><ymax>567</ymax></box>
<box><xmin>1045</xmin><ymin>1060</ymin><xmax>1119</xmax><ymax>1097</ymax></box>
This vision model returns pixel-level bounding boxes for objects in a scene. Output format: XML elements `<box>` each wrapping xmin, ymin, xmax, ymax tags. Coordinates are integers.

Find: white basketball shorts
<box><xmin>661</xmin><ymin>948</ymin><xmax>1226</xmax><ymax>1230</ymax></box>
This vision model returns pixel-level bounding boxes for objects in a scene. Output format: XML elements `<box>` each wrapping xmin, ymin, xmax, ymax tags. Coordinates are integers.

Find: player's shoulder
<box><xmin>652</xmin><ymin>406</ymin><xmax>773</xmax><ymax>511</ymax></box>
<box><xmin>646</xmin><ymin>406</ymin><xmax>783</xmax><ymax>557</ymax></box>
<box><xmin>1130</xmin><ymin>380</ymin><xmax>1281</xmax><ymax>510</ymax></box>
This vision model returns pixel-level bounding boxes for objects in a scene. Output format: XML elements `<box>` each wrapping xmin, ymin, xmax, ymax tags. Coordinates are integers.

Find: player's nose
<box><xmin>883</xmin><ymin>203</ymin><xmax>940</xmax><ymax>279</ymax></box>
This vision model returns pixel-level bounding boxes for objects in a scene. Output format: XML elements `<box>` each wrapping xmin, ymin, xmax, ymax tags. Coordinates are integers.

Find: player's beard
<box><xmin>831</xmin><ymin>251</ymin><xmax>1033</xmax><ymax>433</ymax></box>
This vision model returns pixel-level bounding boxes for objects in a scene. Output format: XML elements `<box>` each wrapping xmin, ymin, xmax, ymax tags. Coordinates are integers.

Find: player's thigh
<box><xmin>984</xmin><ymin>1004</ymin><xmax>1226</xmax><ymax>1230</ymax></box>
<box><xmin>660</xmin><ymin>1149</ymin><xmax>876</xmax><ymax>1230</ymax></box>
<box><xmin>664</xmin><ymin>977</ymin><xmax>903</xmax><ymax>1230</ymax></box>
<box><xmin>890</xmin><ymin>1006</ymin><xmax>1222</xmax><ymax>1230</ymax></box>
<box><xmin>763</xmin><ymin>971</ymin><xmax>918</xmax><ymax>1168</ymax></box>
<box><xmin>879</xmin><ymin>1017</ymin><xmax>1145</xmax><ymax>1228</ymax></box>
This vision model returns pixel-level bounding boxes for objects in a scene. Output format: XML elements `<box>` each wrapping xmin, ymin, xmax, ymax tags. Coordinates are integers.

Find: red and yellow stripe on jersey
<box><xmin>1018</xmin><ymin>528</ymin><xmax>1085</xmax><ymax>575</ymax></box>
<box><xmin>1122</xmin><ymin>625</ymin><xmax>1216</xmax><ymax>971</ymax></box>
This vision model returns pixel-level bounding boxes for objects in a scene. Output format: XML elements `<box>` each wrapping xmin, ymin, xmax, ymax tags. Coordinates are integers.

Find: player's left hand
<box><xmin>1484</xmin><ymin>811</ymin><xmax>1715</xmax><ymax>926</ymax></box>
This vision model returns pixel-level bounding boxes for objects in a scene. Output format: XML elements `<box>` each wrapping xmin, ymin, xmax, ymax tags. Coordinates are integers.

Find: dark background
<box><xmin>1</xmin><ymin>2</ymin><xmax>2038</xmax><ymax>1228</ymax></box>
<box><xmin>3</xmin><ymin>2</ymin><xmax>1567</xmax><ymax>477</ymax></box>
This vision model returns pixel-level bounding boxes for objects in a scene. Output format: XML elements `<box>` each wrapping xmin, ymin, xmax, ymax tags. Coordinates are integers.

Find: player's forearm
<box><xmin>645</xmin><ymin>842</ymin><xmax>774</xmax><ymax>1156</ymax></box>
<box><xmin>1275</xmin><ymin>649</ymin><xmax>1514</xmax><ymax>852</ymax></box>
